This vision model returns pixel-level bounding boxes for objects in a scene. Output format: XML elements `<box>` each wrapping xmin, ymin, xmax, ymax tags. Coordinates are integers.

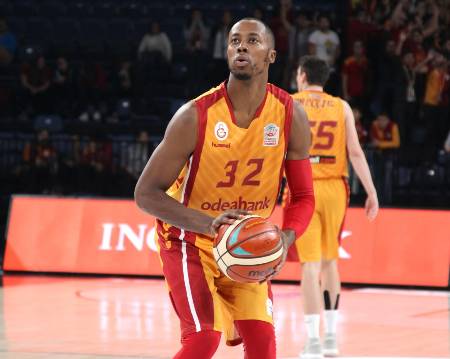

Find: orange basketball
<box><xmin>213</xmin><ymin>215</ymin><xmax>283</xmax><ymax>283</ymax></box>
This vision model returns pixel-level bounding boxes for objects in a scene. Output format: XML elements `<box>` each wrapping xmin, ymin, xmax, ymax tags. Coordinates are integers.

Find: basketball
<box><xmin>213</xmin><ymin>215</ymin><xmax>284</xmax><ymax>283</ymax></box>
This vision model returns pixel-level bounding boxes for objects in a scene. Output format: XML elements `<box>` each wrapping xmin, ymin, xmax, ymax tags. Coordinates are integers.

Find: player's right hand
<box><xmin>365</xmin><ymin>193</ymin><xmax>379</xmax><ymax>221</ymax></box>
<box><xmin>208</xmin><ymin>210</ymin><xmax>251</xmax><ymax>236</ymax></box>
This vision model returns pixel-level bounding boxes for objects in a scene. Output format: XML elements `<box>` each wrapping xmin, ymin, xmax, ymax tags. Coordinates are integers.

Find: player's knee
<box><xmin>302</xmin><ymin>261</ymin><xmax>321</xmax><ymax>276</ymax></box>
<box><xmin>236</xmin><ymin>320</ymin><xmax>276</xmax><ymax>359</ymax></box>
<box><xmin>321</xmin><ymin>259</ymin><xmax>338</xmax><ymax>271</ymax></box>
<box><xmin>187</xmin><ymin>330</ymin><xmax>221</xmax><ymax>353</ymax></box>
<box><xmin>176</xmin><ymin>330</ymin><xmax>221</xmax><ymax>359</ymax></box>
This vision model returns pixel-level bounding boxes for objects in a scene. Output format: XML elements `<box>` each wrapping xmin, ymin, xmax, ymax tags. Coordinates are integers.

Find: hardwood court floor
<box><xmin>0</xmin><ymin>275</ymin><xmax>447</xmax><ymax>359</ymax></box>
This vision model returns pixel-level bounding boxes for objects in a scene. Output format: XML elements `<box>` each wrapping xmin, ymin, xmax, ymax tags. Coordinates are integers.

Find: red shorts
<box><xmin>156</xmin><ymin>220</ymin><xmax>274</xmax><ymax>344</ymax></box>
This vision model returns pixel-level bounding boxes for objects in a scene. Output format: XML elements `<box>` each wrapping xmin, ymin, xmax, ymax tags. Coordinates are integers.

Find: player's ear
<box><xmin>269</xmin><ymin>49</ymin><xmax>276</xmax><ymax>64</ymax></box>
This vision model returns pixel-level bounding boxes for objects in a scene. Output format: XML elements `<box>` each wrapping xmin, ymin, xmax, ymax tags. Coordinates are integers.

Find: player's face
<box><xmin>227</xmin><ymin>20</ymin><xmax>276</xmax><ymax>81</ymax></box>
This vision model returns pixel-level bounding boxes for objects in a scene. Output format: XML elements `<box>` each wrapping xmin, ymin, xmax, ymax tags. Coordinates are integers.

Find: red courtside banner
<box><xmin>3</xmin><ymin>196</ymin><xmax>450</xmax><ymax>286</ymax></box>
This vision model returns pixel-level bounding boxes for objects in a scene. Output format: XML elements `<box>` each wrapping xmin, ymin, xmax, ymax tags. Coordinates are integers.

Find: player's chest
<box><xmin>204</xmin><ymin>117</ymin><xmax>283</xmax><ymax>152</ymax></box>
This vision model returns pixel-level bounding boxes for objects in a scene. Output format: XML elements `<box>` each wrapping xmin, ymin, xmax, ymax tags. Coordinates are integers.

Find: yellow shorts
<box><xmin>156</xmin><ymin>220</ymin><xmax>273</xmax><ymax>344</ymax></box>
<box><xmin>294</xmin><ymin>178</ymin><xmax>349</xmax><ymax>263</ymax></box>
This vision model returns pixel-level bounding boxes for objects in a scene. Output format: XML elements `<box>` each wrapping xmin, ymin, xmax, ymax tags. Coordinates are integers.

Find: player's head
<box><xmin>296</xmin><ymin>56</ymin><xmax>330</xmax><ymax>91</ymax></box>
<box><xmin>227</xmin><ymin>18</ymin><xmax>276</xmax><ymax>81</ymax></box>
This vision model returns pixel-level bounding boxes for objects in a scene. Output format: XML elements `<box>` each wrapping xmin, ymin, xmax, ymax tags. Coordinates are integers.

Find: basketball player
<box><xmin>135</xmin><ymin>19</ymin><xmax>315</xmax><ymax>359</ymax></box>
<box><xmin>290</xmin><ymin>56</ymin><xmax>379</xmax><ymax>358</ymax></box>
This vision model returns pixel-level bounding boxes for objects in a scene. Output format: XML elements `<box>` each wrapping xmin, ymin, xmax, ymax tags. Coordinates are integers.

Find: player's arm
<box><xmin>344</xmin><ymin>100</ymin><xmax>379</xmax><ymax>221</ymax></box>
<box><xmin>282</xmin><ymin>101</ymin><xmax>315</xmax><ymax>248</ymax></box>
<box><xmin>134</xmin><ymin>102</ymin><xmax>246</xmax><ymax>236</ymax></box>
<box><xmin>267</xmin><ymin>101</ymin><xmax>314</xmax><ymax>281</ymax></box>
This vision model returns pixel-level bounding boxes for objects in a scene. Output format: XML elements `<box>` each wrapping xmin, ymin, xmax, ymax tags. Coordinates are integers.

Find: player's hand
<box><xmin>262</xmin><ymin>229</ymin><xmax>291</xmax><ymax>283</ymax></box>
<box><xmin>208</xmin><ymin>209</ymin><xmax>251</xmax><ymax>236</ymax></box>
<box><xmin>365</xmin><ymin>193</ymin><xmax>379</xmax><ymax>221</ymax></box>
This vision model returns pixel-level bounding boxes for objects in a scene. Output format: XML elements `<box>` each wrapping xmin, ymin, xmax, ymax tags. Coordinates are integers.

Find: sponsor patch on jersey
<box><xmin>215</xmin><ymin>121</ymin><xmax>229</xmax><ymax>141</ymax></box>
<box><xmin>309</xmin><ymin>155</ymin><xmax>336</xmax><ymax>164</ymax></box>
<box><xmin>211</xmin><ymin>142</ymin><xmax>231</xmax><ymax>148</ymax></box>
<box><xmin>263</xmin><ymin>123</ymin><xmax>279</xmax><ymax>146</ymax></box>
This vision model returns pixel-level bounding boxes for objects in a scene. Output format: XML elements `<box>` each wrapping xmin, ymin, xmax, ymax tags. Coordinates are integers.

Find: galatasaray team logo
<box><xmin>263</xmin><ymin>123</ymin><xmax>279</xmax><ymax>146</ymax></box>
<box><xmin>215</xmin><ymin>121</ymin><xmax>229</xmax><ymax>141</ymax></box>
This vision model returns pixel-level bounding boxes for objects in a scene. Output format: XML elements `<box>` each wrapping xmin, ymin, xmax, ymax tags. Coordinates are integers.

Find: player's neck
<box><xmin>303</xmin><ymin>85</ymin><xmax>323</xmax><ymax>92</ymax></box>
<box><xmin>226</xmin><ymin>75</ymin><xmax>268</xmax><ymax>115</ymax></box>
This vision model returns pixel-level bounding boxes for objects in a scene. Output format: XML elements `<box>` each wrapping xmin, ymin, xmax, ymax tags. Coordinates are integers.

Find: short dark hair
<box><xmin>236</xmin><ymin>18</ymin><xmax>275</xmax><ymax>49</ymax></box>
<box><xmin>298</xmin><ymin>56</ymin><xmax>330</xmax><ymax>86</ymax></box>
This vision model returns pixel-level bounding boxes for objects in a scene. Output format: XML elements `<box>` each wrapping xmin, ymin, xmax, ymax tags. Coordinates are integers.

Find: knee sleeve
<box><xmin>173</xmin><ymin>330</ymin><xmax>221</xmax><ymax>359</ymax></box>
<box><xmin>235</xmin><ymin>320</ymin><xmax>276</xmax><ymax>359</ymax></box>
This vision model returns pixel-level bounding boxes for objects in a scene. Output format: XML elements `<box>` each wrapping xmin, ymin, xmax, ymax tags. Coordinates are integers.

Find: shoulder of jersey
<box><xmin>291</xmin><ymin>91</ymin><xmax>344</xmax><ymax>106</ymax></box>
<box><xmin>291</xmin><ymin>92</ymin><xmax>302</xmax><ymax>101</ymax></box>
<box><xmin>266</xmin><ymin>83</ymin><xmax>293</xmax><ymax>106</ymax></box>
<box><xmin>194</xmin><ymin>84</ymin><xmax>224</xmax><ymax>104</ymax></box>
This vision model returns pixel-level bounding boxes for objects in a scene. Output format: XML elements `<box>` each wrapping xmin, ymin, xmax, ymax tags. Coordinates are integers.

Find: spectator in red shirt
<box><xmin>342</xmin><ymin>41</ymin><xmax>369</xmax><ymax>111</ymax></box>
<box><xmin>270</xmin><ymin>0</ymin><xmax>294</xmax><ymax>88</ymax></box>
<box><xmin>346</xmin><ymin>8</ymin><xmax>377</xmax><ymax>55</ymax></box>
<box><xmin>422</xmin><ymin>52</ymin><xmax>449</xmax><ymax>148</ymax></box>
<box><xmin>396</xmin><ymin>28</ymin><xmax>429</xmax><ymax>99</ymax></box>
<box><xmin>370</xmin><ymin>113</ymin><xmax>400</xmax><ymax>150</ymax></box>
<box><xmin>370</xmin><ymin>112</ymin><xmax>400</xmax><ymax>204</ymax></box>
<box><xmin>79</xmin><ymin>136</ymin><xmax>113</xmax><ymax>195</ymax></box>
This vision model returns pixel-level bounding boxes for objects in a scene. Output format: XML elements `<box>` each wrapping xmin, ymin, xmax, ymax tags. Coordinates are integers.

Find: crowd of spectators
<box><xmin>10</xmin><ymin>128</ymin><xmax>153</xmax><ymax>197</ymax></box>
<box><xmin>0</xmin><ymin>0</ymin><xmax>449</xmax><ymax>205</ymax></box>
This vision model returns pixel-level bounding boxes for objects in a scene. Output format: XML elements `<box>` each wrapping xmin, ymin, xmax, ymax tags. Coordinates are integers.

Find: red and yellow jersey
<box><xmin>161</xmin><ymin>82</ymin><xmax>293</xmax><ymax>242</ymax></box>
<box><xmin>292</xmin><ymin>90</ymin><xmax>348</xmax><ymax>179</ymax></box>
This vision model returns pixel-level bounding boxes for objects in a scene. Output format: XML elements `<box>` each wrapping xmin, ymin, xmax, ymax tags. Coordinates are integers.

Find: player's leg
<box><xmin>235</xmin><ymin>319</ymin><xmax>276</xmax><ymax>359</ymax></box>
<box><xmin>321</xmin><ymin>258</ymin><xmax>340</xmax><ymax>357</ymax></box>
<box><xmin>301</xmin><ymin>260</ymin><xmax>323</xmax><ymax>359</ymax></box>
<box><xmin>217</xmin><ymin>278</ymin><xmax>276</xmax><ymax>358</ymax></box>
<box><xmin>320</xmin><ymin>178</ymin><xmax>349</xmax><ymax>357</ymax></box>
<box><xmin>295</xmin><ymin>191</ymin><xmax>324</xmax><ymax>359</ymax></box>
<box><xmin>321</xmin><ymin>260</ymin><xmax>341</xmax><ymax>312</ymax></box>
<box><xmin>173</xmin><ymin>330</ymin><xmax>221</xmax><ymax>359</ymax></box>
<box><xmin>158</xmin><ymin>231</ymin><xmax>224</xmax><ymax>359</ymax></box>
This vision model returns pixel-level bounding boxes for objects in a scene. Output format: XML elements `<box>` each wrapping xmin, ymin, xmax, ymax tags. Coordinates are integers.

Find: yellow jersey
<box><xmin>161</xmin><ymin>82</ymin><xmax>293</xmax><ymax>243</ymax></box>
<box><xmin>292</xmin><ymin>90</ymin><xmax>348</xmax><ymax>179</ymax></box>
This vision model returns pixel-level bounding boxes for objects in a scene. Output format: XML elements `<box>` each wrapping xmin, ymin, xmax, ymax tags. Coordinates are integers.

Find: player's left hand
<box><xmin>365</xmin><ymin>192</ymin><xmax>379</xmax><ymax>221</ymax></box>
<box><xmin>261</xmin><ymin>229</ymin><xmax>292</xmax><ymax>283</ymax></box>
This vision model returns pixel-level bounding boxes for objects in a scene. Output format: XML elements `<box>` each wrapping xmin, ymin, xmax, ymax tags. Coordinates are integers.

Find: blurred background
<box><xmin>0</xmin><ymin>0</ymin><xmax>448</xmax><ymax>255</ymax></box>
